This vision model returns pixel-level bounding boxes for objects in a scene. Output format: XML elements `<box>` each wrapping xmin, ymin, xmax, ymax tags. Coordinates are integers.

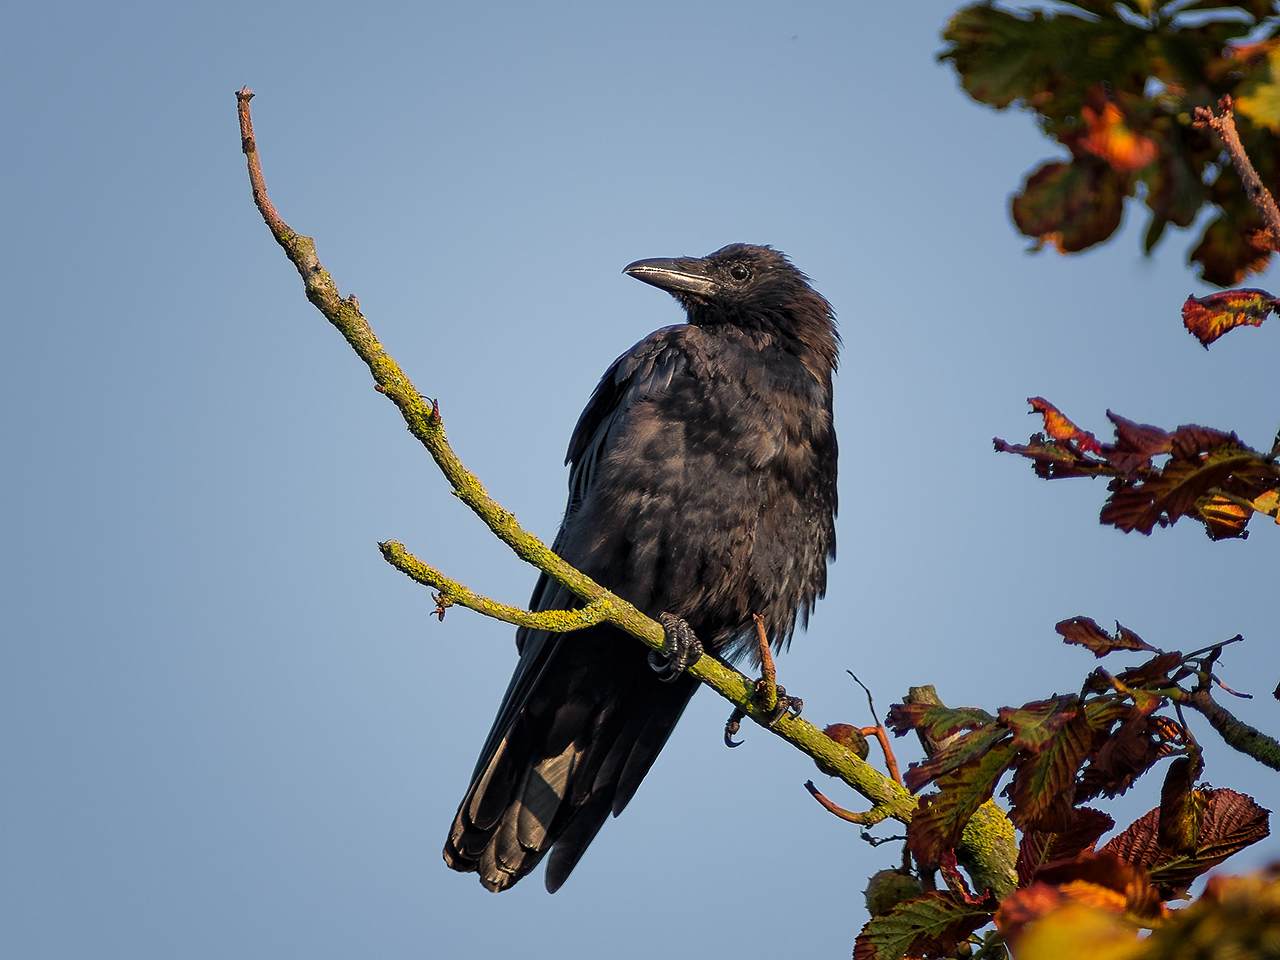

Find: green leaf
<box><xmin>854</xmin><ymin>892</ymin><xmax>993</xmax><ymax>960</ymax></box>
<box><xmin>940</xmin><ymin>5</ymin><xmax>1149</xmax><ymax>122</ymax></box>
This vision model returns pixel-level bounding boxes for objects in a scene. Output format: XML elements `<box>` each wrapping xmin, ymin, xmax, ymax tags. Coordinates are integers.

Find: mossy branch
<box><xmin>236</xmin><ymin>87</ymin><xmax>922</xmax><ymax>826</ymax></box>
<box><xmin>1171</xmin><ymin>685</ymin><xmax>1280</xmax><ymax>772</ymax></box>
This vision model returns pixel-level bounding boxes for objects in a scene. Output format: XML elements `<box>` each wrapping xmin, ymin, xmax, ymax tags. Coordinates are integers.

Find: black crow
<box><xmin>444</xmin><ymin>244</ymin><xmax>839</xmax><ymax>892</ymax></box>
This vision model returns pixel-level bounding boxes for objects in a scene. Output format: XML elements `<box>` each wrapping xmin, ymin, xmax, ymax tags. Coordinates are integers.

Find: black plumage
<box><xmin>444</xmin><ymin>244</ymin><xmax>839</xmax><ymax>892</ymax></box>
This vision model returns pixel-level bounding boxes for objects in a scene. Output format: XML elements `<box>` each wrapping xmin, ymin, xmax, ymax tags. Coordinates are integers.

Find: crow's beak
<box><xmin>623</xmin><ymin>257</ymin><xmax>719</xmax><ymax>297</ymax></box>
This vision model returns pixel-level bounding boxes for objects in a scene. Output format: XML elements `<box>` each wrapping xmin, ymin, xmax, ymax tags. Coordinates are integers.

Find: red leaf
<box><xmin>1101</xmin><ymin>788</ymin><xmax>1271</xmax><ymax>895</ymax></box>
<box><xmin>1016</xmin><ymin>807</ymin><xmax>1116</xmax><ymax>886</ymax></box>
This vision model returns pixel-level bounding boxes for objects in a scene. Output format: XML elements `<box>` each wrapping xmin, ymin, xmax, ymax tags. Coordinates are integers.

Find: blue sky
<box><xmin>3</xmin><ymin>3</ymin><xmax>1277</xmax><ymax>957</ymax></box>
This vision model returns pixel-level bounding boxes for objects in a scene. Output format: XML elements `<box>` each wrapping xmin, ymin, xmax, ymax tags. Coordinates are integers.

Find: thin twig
<box><xmin>849</xmin><ymin>671</ymin><xmax>902</xmax><ymax>785</ymax></box>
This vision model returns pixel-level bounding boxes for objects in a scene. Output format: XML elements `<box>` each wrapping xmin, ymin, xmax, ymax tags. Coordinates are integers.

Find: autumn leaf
<box><xmin>1181</xmin><ymin>288</ymin><xmax>1279</xmax><ymax>347</ymax></box>
<box><xmin>1157</xmin><ymin>753</ymin><xmax>1207</xmax><ymax>857</ymax></box>
<box><xmin>1056</xmin><ymin>616</ymin><xmax>1157</xmax><ymax>658</ymax></box>
<box><xmin>1076</xmin><ymin>98</ymin><xmax>1159</xmax><ymax>172</ymax></box>
<box><xmin>1101</xmin><ymin>788</ymin><xmax>1271</xmax><ymax>895</ymax></box>
<box><xmin>1235</xmin><ymin>39</ymin><xmax>1280</xmax><ymax>134</ymax></box>
<box><xmin>909</xmin><ymin>742</ymin><xmax>1020</xmax><ymax>866</ymax></box>
<box><xmin>1012</xmin><ymin>157</ymin><xmax>1130</xmax><ymax>253</ymax></box>
<box><xmin>1078</xmin><ymin>715</ymin><xmax>1167</xmax><ymax>801</ymax></box>
<box><xmin>854</xmin><ymin>891</ymin><xmax>994</xmax><ymax>960</ymax></box>
<box><xmin>1029</xmin><ymin>397</ymin><xmax>1102</xmax><ymax>452</ymax></box>
<box><xmin>997</xmin><ymin>852</ymin><xmax>1165</xmax><ymax>949</ymax></box>
<box><xmin>904</xmin><ymin>725</ymin><xmax>1009</xmax><ymax>793</ymax></box>
<box><xmin>1103</xmin><ymin>412</ymin><xmax>1172</xmax><ymax>477</ymax></box>
<box><xmin>1017</xmin><ymin>807</ymin><xmax>1116</xmax><ymax>886</ymax></box>
<box><xmin>886</xmin><ymin>702</ymin><xmax>996</xmax><ymax>742</ymax></box>
<box><xmin>1007</xmin><ymin>709</ymin><xmax>1095</xmax><ymax>832</ymax></box>
<box><xmin>941</xmin><ymin>0</ymin><xmax>1278</xmax><ymax>283</ymax></box>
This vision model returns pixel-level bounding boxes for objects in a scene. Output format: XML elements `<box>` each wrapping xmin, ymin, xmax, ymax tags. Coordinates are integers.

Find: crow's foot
<box><xmin>754</xmin><ymin>679</ymin><xmax>803</xmax><ymax>727</ymax></box>
<box><xmin>648</xmin><ymin>613</ymin><xmax>703</xmax><ymax>682</ymax></box>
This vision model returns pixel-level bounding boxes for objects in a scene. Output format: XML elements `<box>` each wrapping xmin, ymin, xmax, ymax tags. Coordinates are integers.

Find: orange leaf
<box><xmin>1079</xmin><ymin>101</ymin><xmax>1159</xmax><ymax>172</ymax></box>
<box><xmin>1029</xmin><ymin>397</ymin><xmax>1101</xmax><ymax>452</ymax></box>
<box><xmin>1182</xmin><ymin>289</ymin><xmax>1278</xmax><ymax>347</ymax></box>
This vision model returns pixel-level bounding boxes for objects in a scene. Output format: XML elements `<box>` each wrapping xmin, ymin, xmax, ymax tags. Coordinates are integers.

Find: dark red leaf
<box><xmin>1101</xmin><ymin>788</ymin><xmax>1271</xmax><ymax>896</ymax></box>
<box><xmin>1016</xmin><ymin>807</ymin><xmax>1116</xmax><ymax>886</ymax></box>
<box><xmin>1057</xmin><ymin>616</ymin><xmax>1157</xmax><ymax>657</ymax></box>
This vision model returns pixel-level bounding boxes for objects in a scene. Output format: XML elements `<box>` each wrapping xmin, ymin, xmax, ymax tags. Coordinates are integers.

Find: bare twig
<box><xmin>849</xmin><ymin>671</ymin><xmax>903</xmax><ymax>785</ymax></box>
<box><xmin>235</xmin><ymin>88</ymin><xmax>918</xmax><ymax>823</ymax></box>
<box><xmin>1194</xmin><ymin>96</ymin><xmax>1280</xmax><ymax>251</ymax></box>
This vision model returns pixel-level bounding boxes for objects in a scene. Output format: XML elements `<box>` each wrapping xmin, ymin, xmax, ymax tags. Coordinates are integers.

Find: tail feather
<box><xmin>444</xmin><ymin>633</ymin><xmax>699</xmax><ymax>892</ymax></box>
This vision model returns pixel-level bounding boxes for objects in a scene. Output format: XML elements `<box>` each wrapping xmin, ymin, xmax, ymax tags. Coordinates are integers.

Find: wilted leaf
<box><xmin>1191</xmin><ymin>208</ymin><xmax>1276</xmax><ymax>287</ymax></box>
<box><xmin>886</xmin><ymin>703</ymin><xmax>996</xmax><ymax>741</ymax></box>
<box><xmin>1104</xmin><ymin>412</ymin><xmax>1172</xmax><ymax>477</ymax></box>
<box><xmin>999</xmin><ymin>696</ymin><xmax>1081</xmax><ymax>752</ymax></box>
<box><xmin>1057</xmin><ymin>616</ymin><xmax>1157</xmax><ymax>657</ymax></box>
<box><xmin>1182</xmin><ymin>288</ymin><xmax>1279</xmax><ymax>347</ymax></box>
<box><xmin>905</xmin><ymin>725</ymin><xmax>1009</xmax><ymax>793</ymax></box>
<box><xmin>1100</xmin><ymin>444</ymin><xmax>1268</xmax><ymax>536</ymax></box>
<box><xmin>1114</xmin><ymin>652</ymin><xmax>1183</xmax><ymax>688</ymax></box>
<box><xmin>1079</xmin><ymin>715</ymin><xmax>1166</xmax><ymax>800</ymax></box>
<box><xmin>854</xmin><ymin>891</ymin><xmax>994</xmax><ymax>960</ymax></box>
<box><xmin>909</xmin><ymin>741</ymin><xmax>1020</xmax><ymax>866</ymax></box>
<box><xmin>993</xmin><ymin>435</ymin><xmax>1110</xmax><ymax>479</ymax></box>
<box><xmin>1029</xmin><ymin>397</ymin><xmax>1102</xmax><ymax>453</ymax></box>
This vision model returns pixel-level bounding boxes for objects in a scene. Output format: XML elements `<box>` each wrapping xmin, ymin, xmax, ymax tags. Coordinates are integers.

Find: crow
<box><xmin>444</xmin><ymin>243</ymin><xmax>839</xmax><ymax>892</ymax></box>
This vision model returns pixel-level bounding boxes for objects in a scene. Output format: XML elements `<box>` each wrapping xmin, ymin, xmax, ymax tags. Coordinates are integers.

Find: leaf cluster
<box><xmin>853</xmin><ymin>629</ymin><xmax>1272</xmax><ymax>959</ymax></box>
<box><xmin>939</xmin><ymin>1</ymin><xmax>1280</xmax><ymax>285</ymax></box>
<box><xmin>995</xmin><ymin>397</ymin><xmax>1280</xmax><ymax>539</ymax></box>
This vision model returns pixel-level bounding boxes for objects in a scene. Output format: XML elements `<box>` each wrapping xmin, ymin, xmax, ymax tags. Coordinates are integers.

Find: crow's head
<box><xmin>624</xmin><ymin>244</ymin><xmax>838</xmax><ymax>376</ymax></box>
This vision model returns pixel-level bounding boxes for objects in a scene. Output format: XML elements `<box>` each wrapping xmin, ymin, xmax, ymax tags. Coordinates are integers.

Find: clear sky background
<box><xmin>3</xmin><ymin>3</ymin><xmax>1277</xmax><ymax>958</ymax></box>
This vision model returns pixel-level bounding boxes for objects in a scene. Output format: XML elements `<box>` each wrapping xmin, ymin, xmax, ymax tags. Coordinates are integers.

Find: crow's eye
<box><xmin>728</xmin><ymin>264</ymin><xmax>750</xmax><ymax>282</ymax></box>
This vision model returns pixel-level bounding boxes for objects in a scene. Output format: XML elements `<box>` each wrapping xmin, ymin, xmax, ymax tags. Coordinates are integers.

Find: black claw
<box><xmin>724</xmin><ymin>708</ymin><xmax>745</xmax><ymax>747</ymax></box>
<box><xmin>649</xmin><ymin>613</ymin><xmax>703</xmax><ymax>682</ymax></box>
<box><xmin>763</xmin><ymin>684</ymin><xmax>804</xmax><ymax>727</ymax></box>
